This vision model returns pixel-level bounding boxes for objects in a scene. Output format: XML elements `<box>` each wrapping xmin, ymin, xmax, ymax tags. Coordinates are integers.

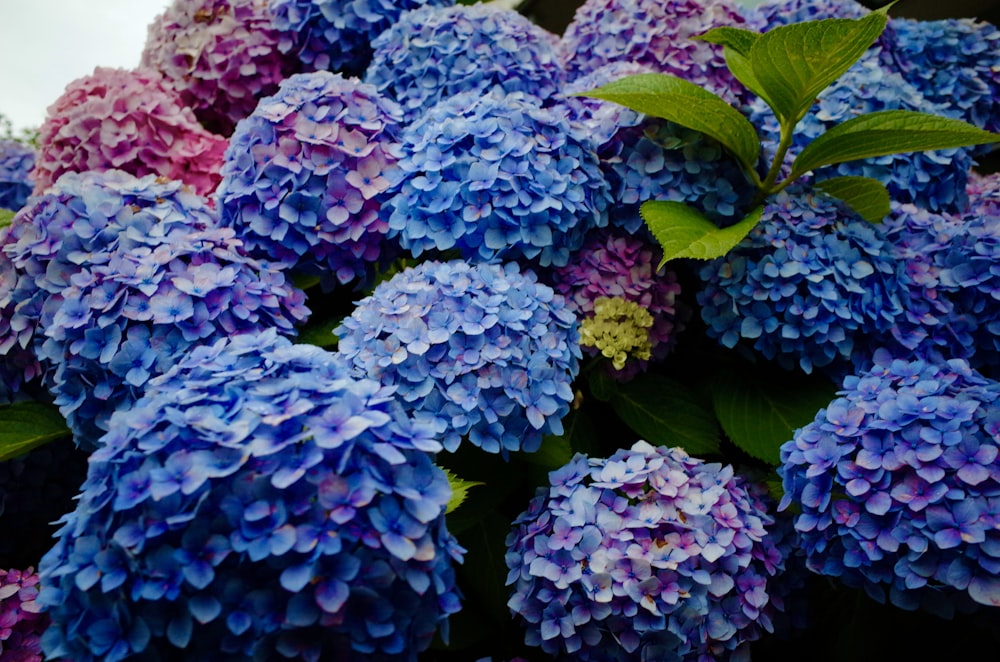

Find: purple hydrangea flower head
<box><xmin>547</xmin><ymin>228</ymin><xmax>687</xmax><ymax>380</ymax></box>
<box><xmin>31</xmin><ymin>67</ymin><xmax>227</xmax><ymax>196</ymax></box>
<box><xmin>0</xmin><ymin>170</ymin><xmax>310</xmax><ymax>449</ymax></box>
<box><xmin>697</xmin><ymin>187</ymin><xmax>906</xmax><ymax>374</ymax></box>
<box><xmin>880</xmin><ymin>17</ymin><xmax>1000</xmax><ymax>136</ymax></box>
<box><xmin>560</xmin><ymin>0</ymin><xmax>751</xmax><ymax>105</ymax></box>
<box><xmin>749</xmin><ymin>54</ymin><xmax>974</xmax><ymax>213</ymax></box>
<box><xmin>216</xmin><ymin>71</ymin><xmax>404</xmax><ymax>286</ymax></box>
<box><xmin>561</xmin><ymin>63</ymin><xmax>754</xmax><ymax>234</ymax></box>
<box><xmin>140</xmin><ymin>0</ymin><xmax>300</xmax><ymax>136</ymax></box>
<box><xmin>779</xmin><ymin>348</ymin><xmax>1000</xmax><ymax>614</ymax></box>
<box><xmin>0</xmin><ymin>567</ymin><xmax>47</xmax><ymax>661</ymax></box>
<box><xmin>937</xmin><ymin>173</ymin><xmax>1000</xmax><ymax>367</ymax></box>
<box><xmin>335</xmin><ymin>260</ymin><xmax>580</xmax><ymax>455</ymax></box>
<box><xmin>743</xmin><ymin>0</ymin><xmax>869</xmax><ymax>31</ymax></box>
<box><xmin>38</xmin><ymin>330</ymin><xmax>463</xmax><ymax>661</ymax></box>
<box><xmin>878</xmin><ymin>202</ymin><xmax>977</xmax><ymax>363</ymax></box>
<box><xmin>506</xmin><ymin>442</ymin><xmax>789</xmax><ymax>661</ymax></box>
<box><xmin>384</xmin><ymin>90</ymin><xmax>611</xmax><ymax>268</ymax></box>
<box><xmin>364</xmin><ymin>4</ymin><xmax>565</xmax><ymax>124</ymax></box>
<box><xmin>0</xmin><ymin>141</ymin><xmax>34</xmax><ymax>212</ymax></box>
<box><xmin>269</xmin><ymin>0</ymin><xmax>454</xmax><ymax>77</ymax></box>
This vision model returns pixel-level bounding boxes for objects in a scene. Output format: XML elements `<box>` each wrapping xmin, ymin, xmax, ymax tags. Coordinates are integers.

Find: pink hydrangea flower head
<box><xmin>141</xmin><ymin>0</ymin><xmax>300</xmax><ymax>136</ymax></box>
<box><xmin>0</xmin><ymin>567</ymin><xmax>48</xmax><ymax>662</ymax></box>
<box><xmin>32</xmin><ymin>67</ymin><xmax>227</xmax><ymax>196</ymax></box>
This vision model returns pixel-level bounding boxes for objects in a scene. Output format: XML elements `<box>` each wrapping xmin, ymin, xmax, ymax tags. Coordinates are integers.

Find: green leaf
<box><xmin>520</xmin><ymin>409</ymin><xmax>596</xmax><ymax>468</ymax></box>
<box><xmin>296</xmin><ymin>316</ymin><xmax>341</xmax><ymax>349</ymax></box>
<box><xmin>696</xmin><ymin>26</ymin><xmax>759</xmax><ymax>56</ymax></box>
<box><xmin>611</xmin><ymin>374</ymin><xmax>721</xmax><ymax>457</ymax></box>
<box><xmin>750</xmin><ymin>9</ymin><xmax>888</xmax><ymax>125</ymax></box>
<box><xmin>790</xmin><ymin>110</ymin><xmax>1000</xmax><ymax>179</ymax></box>
<box><xmin>0</xmin><ymin>402</ymin><xmax>72</xmax><ymax>462</ymax></box>
<box><xmin>588</xmin><ymin>367</ymin><xmax>616</xmax><ymax>402</ymax></box>
<box><xmin>641</xmin><ymin>201</ymin><xmax>763</xmax><ymax>264</ymax></box>
<box><xmin>711</xmin><ymin>369</ymin><xmax>837</xmax><ymax>465</ymax></box>
<box><xmin>443</xmin><ymin>468</ymin><xmax>485</xmax><ymax>515</ymax></box>
<box><xmin>0</xmin><ymin>208</ymin><xmax>15</xmax><ymax>229</ymax></box>
<box><xmin>723</xmin><ymin>47</ymin><xmax>774</xmax><ymax>108</ymax></box>
<box><xmin>580</xmin><ymin>73</ymin><xmax>761</xmax><ymax>176</ymax></box>
<box><xmin>815</xmin><ymin>175</ymin><xmax>891</xmax><ymax>223</ymax></box>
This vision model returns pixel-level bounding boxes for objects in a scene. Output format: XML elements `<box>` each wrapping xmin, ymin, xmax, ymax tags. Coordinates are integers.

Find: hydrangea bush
<box><xmin>3</xmin><ymin>2</ymin><xmax>1000</xmax><ymax>661</ymax></box>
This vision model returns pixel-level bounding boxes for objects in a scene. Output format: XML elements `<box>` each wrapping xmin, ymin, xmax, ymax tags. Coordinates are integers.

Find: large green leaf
<box><xmin>790</xmin><ymin>110</ymin><xmax>1000</xmax><ymax>179</ymax></box>
<box><xmin>520</xmin><ymin>409</ymin><xmax>596</xmax><ymax>469</ymax></box>
<box><xmin>696</xmin><ymin>26</ymin><xmax>759</xmax><ymax>56</ymax></box>
<box><xmin>815</xmin><ymin>175</ymin><xmax>891</xmax><ymax>223</ymax></box>
<box><xmin>296</xmin><ymin>316</ymin><xmax>341</xmax><ymax>349</ymax></box>
<box><xmin>0</xmin><ymin>402</ymin><xmax>72</xmax><ymax>461</ymax></box>
<box><xmin>581</xmin><ymin>73</ymin><xmax>760</xmax><ymax>176</ymax></box>
<box><xmin>611</xmin><ymin>374</ymin><xmax>721</xmax><ymax>457</ymax></box>
<box><xmin>642</xmin><ymin>201</ymin><xmax>763</xmax><ymax>265</ymax></box>
<box><xmin>750</xmin><ymin>8</ymin><xmax>888</xmax><ymax>125</ymax></box>
<box><xmin>711</xmin><ymin>370</ymin><xmax>837</xmax><ymax>465</ymax></box>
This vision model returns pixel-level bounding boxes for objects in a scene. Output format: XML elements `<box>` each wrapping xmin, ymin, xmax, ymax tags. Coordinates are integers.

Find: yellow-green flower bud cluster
<box><xmin>579</xmin><ymin>296</ymin><xmax>654</xmax><ymax>370</ymax></box>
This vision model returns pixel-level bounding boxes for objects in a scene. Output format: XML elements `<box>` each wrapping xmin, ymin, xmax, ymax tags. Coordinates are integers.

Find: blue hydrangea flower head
<box><xmin>880</xmin><ymin>17</ymin><xmax>1000</xmax><ymax>136</ymax></box>
<box><xmin>383</xmin><ymin>90</ymin><xmax>611</xmax><ymax>268</ymax></box>
<box><xmin>506</xmin><ymin>442</ymin><xmax>789</xmax><ymax>661</ymax></box>
<box><xmin>216</xmin><ymin>71</ymin><xmax>404</xmax><ymax>287</ymax></box>
<box><xmin>364</xmin><ymin>3</ymin><xmax>565</xmax><ymax>124</ymax></box>
<box><xmin>749</xmin><ymin>54</ymin><xmax>974</xmax><ymax>213</ymax></box>
<box><xmin>141</xmin><ymin>0</ymin><xmax>300</xmax><ymax>136</ymax></box>
<box><xmin>547</xmin><ymin>228</ymin><xmax>687</xmax><ymax>380</ymax></box>
<box><xmin>0</xmin><ymin>170</ymin><xmax>310</xmax><ymax>449</ymax></box>
<box><xmin>560</xmin><ymin>0</ymin><xmax>751</xmax><ymax>105</ymax></box>
<box><xmin>0</xmin><ymin>566</ymin><xmax>48</xmax><ymax>661</ymax></box>
<box><xmin>0</xmin><ymin>140</ymin><xmax>34</xmax><ymax>212</ymax></box>
<box><xmin>269</xmin><ymin>0</ymin><xmax>454</xmax><ymax>76</ymax></box>
<box><xmin>697</xmin><ymin>187</ymin><xmax>906</xmax><ymax>374</ymax></box>
<box><xmin>744</xmin><ymin>0</ymin><xmax>869</xmax><ymax>30</ymax></box>
<box><xmin>38</xmin><ymin>330</ymin><xmax>462</xmax><ymax>661</ymax></box>
<box><xmin>779</xmin><ymin>348</ymin><xmax>1000</xmax><ymax>614</ymax></box>
<box><xmin>335</xmin><ymin>260</ymin><xmax>581</xmax><ymax>455</ymax></box>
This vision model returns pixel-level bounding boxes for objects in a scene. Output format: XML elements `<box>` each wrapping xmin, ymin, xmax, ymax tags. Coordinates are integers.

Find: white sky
<box><xmin>0</xmin><ymin>0</ymin><xmax>169</xmax><ymax>131</ymax></box>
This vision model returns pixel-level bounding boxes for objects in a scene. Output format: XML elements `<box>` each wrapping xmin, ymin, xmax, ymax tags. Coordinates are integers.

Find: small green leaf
<box><xmin>0</xmin><ymin>402</ymin><xmax>72</xmax><ymax>461</ymax></box>
<box><xmin>611</xmin><ymin>374</ymin><xmax>721</xmax><ymax>457</ymax></box>
<box><xmin>791</xmin><ymin>110</ymin><xmax>1000</xmax><ymax>179</ymax></box>
<box><xmin>296</xmin><ymin>316</ymin><xmax>341</xmax><ymax>349</ymax></box>
<box><xmin>580</xmin><ymin>73</ymin><xmax>761</xmax><ymax>176</ymax></box>
<box><xmin>443</xmin><ymin>468</ymin><xmax>485</xmax><ymax>515</ymax></box>
<box><xmin>751</xmin><ymin>9</ymin><xmax>888</xmax><ymax>125</ymax></box>
<box><xmin>642</xmin><ymin>201</ymin><xmax>763</xmax><ymax>264</ymax></box>
<box><xmin>815</xmin><ymin>175</ymin><xmax>891</xmax><ymax>223</ymax></box>
<box><xmin>711</xmin><ymin>370</ymin><xmax>837</xmax><ymax>465</ymax></box>
<box><xmin>521</xmin><ymin>409</ymin><xmax>596</xmax><ymax>468</ymax></box>
<box><xmin>0</xmin><ymin>208</ymin><xmax>15</xmax><ymax>229</ymax></box>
